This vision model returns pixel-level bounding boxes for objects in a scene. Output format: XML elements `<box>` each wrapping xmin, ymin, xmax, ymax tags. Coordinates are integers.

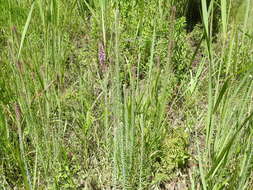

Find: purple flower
<box><xmin>99</xmin><ymin>42</ymin><xmax>106</xmax><ymax>67</ymax></box>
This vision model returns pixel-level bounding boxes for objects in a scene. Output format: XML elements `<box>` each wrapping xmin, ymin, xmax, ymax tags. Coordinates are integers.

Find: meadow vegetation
<box><xmin>0</xmin><ymin>0</ymin><xmax>253</xmax><ymax>189</ymax></box>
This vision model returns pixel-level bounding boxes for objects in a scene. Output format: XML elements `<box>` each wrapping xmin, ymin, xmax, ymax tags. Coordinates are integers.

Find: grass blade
<box><xmin>17</xmin><ymin>2</ymin><xmax>35</xmax><ymax>60</ymax></box>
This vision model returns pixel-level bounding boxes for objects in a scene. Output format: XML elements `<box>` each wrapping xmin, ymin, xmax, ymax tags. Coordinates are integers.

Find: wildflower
<box><xmin>99</xmin><ymin>42</ymin><xmax>106</xmax><ymax>67</ymax></box>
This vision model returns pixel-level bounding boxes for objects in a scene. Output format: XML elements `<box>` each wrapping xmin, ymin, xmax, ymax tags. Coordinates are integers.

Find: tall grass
<box><xmin>0</xmin><ymin>0</ymin><xmax>253</xmax><ymax>189</ymax></box>
<box><xmin>192</xmin><ymin>0</ymin><xmax>253</xmax><ymax>189</ymax></box>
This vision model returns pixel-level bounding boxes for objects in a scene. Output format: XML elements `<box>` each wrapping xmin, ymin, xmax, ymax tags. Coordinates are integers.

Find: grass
<box><xmin>0</xmin><ymin>0</ymin><xmax>253</xmax><ymax>189</ymax></box>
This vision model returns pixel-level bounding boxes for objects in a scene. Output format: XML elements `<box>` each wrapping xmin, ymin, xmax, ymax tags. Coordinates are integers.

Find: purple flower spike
<box><xmin>99</xmin><ymin>42</ymin><xmax>106</xmax><ymax>67</ymax></box>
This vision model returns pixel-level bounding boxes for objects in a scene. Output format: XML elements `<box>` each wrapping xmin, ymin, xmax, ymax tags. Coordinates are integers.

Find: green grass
<box><xmin>0</xmin><ymin>0</ymin><xmax>253</xmax><ymax>189</ymax></box>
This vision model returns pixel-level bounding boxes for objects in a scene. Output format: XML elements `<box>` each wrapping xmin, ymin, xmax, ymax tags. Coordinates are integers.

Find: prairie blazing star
<box><xmin>99</xmin><ymin>42</ymin><xmax>106</xmax><ymax>68</ymax></box>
